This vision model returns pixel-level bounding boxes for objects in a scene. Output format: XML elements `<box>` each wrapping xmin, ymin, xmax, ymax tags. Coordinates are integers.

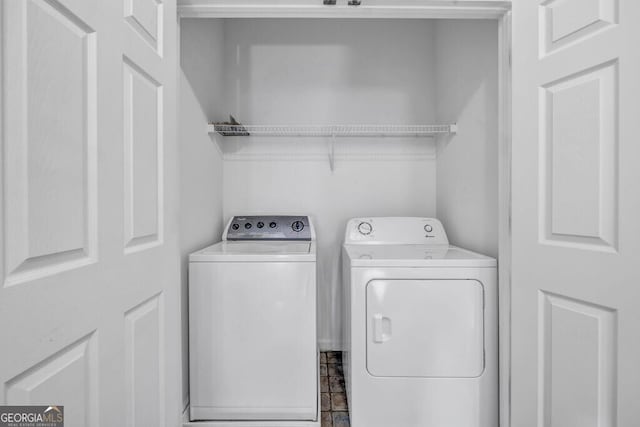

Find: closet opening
<box><xmin>179</xmin><ymin>12</ymin><xmax>511</xmax><ymax>427</ymax></box>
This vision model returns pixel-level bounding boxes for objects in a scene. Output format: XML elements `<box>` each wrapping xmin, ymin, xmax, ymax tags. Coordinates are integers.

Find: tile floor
<box><xmin>320</xmin><ymin>351</ymin><xmax>350</xmax><ymax>427</ymax></box>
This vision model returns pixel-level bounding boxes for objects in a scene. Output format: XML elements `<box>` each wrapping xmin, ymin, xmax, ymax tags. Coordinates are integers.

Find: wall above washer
<box><xmin>217</xmin><ymin>18</ymin><xmax>438</xmax><ymax>162</ymax></box>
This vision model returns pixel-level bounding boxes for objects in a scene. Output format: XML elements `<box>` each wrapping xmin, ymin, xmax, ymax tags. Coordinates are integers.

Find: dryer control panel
<box><xmin>344</xmin><ymin>217</ymin><xmax>448</xmax><ymax>245</ymax></box>
<box><xmin>224</xmin><ymin>215</ymin><xmax>313</xmax><ymax>241</ymax></box>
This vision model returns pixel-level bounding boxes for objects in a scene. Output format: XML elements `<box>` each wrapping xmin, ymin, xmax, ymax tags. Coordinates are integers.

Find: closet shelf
<box><xmin>208</xmin><ymin>124</ymin><xmax>457</xmax><ymax>137</ymax></box>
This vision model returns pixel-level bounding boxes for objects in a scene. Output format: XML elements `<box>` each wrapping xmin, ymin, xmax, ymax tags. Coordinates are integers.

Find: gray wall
<box><xmin>179</xmin><ymin>19</ymin><xmax>225</xmax><ymax>409</ymax></box>
<box><xmin>435</xmin><ymin>20</ymin><xmax>499</xmax><ymax>258</ymax></box>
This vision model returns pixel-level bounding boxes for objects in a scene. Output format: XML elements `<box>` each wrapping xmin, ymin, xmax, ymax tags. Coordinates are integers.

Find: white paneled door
<box><xmin>512</xmin><ymin>1</ymin><xmax>640</xmax><ymax>426</ymax></box>
<box><xmin>0</xmin><ymin>0</ymin><xmax>180</xmax><ymax>426</ymax></box>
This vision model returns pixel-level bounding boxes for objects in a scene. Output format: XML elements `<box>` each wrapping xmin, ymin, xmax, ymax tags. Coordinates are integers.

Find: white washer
<box><xmin>189</xmin><ymin>215</ymin><xmax>319</xmax><ymax>426</ymax></box>
<box><xmin>342</xmin><ymin>217</ymin><xmax>497</xmax><ymax>427</ymax></box>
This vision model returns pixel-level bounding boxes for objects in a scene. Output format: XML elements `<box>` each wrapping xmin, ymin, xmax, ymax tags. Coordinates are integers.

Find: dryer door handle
<box><xmin>372</xmin><ymin>314</ymin><xmax>392</xmax><ymax>343</ymax></box>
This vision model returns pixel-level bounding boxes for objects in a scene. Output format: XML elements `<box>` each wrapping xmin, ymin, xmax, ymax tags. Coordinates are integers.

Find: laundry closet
<box><xmin>4</xmin><ymin>0</ymin><xmax>640</xmax><ymax>425</ymax></box>
<box><xmin>179</xmin><ymin>5</ymin><xmax>507</xmax><ymax>419</ymax></box>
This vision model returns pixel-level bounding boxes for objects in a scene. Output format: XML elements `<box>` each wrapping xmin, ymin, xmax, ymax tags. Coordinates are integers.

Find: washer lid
<box><xmin>344</xmin><ymin>244</ymin><xmax>496</xmax><ymax>268</ymax></box>
<box><xmin>190</xmin><ymin>241</ymin><xmax>316</xmax><ymax>262</ymax></box>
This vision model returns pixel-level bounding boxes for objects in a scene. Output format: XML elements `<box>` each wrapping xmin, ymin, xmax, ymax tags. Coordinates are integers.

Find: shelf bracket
<box><xmin>328</xmin><ymin>134</ymin><xmax>336</xmax><ymax>172</ymax></box>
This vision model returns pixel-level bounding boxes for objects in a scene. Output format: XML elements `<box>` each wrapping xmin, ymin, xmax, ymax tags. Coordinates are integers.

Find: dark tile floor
<box><xmin>320</xmin><ymin>351</ymin><xmax>350</xmax><ymax>427</ymax></box>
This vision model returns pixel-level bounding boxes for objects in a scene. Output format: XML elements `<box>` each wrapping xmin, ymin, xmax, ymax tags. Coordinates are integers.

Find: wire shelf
<box><xmin>208</xmin><ymin>124</ymin><xmax>457</xmax><ymax>137</ymax></box>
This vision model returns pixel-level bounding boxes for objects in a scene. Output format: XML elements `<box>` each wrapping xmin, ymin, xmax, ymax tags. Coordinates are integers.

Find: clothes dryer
<box><xmin>342</xmin><ymin>217</ymin><xmax>497</xmax><ymax>427</ymax></box>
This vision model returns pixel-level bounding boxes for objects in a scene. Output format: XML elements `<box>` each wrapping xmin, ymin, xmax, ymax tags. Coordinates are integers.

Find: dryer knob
<box><xmin>232</xmin><ymin>223</ymin><xmax>240</xmax><ymax>230</ymax></box>
<box><xmin>292</xmin><ymin>221</ymin><xmax>305</xmax><ymax>232</ymax></box>
<box><xmin>424</xmin><ymin>224</ymin><xmax>433</xmax><ymax>233</ymax></box>
<box><xmin>358</xmin><ymin>222</ymin><xmax>373</xmax><ymax>235</ymax></box>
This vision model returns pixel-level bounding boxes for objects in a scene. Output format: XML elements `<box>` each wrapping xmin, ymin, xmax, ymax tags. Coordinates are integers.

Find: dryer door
<box><xmin>366</xmin><ymin>279</ymin><xmax>484</xmax><ymax>378</ymax></box>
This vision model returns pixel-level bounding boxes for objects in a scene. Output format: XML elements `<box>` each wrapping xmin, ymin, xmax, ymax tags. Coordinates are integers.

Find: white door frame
<box><xmin>497</xmin><ymin>10</ymin><xmax>512</xmax><ymax>427</ymax></box>
<box><xmin>177</xmin><ymin>2</ymin><xmax>510</xmax><ymax>19</ymax></box>
<box><xmin>177</xmin><ymin>3</ymin><xmax>513</xmax><ymax>427</ymax></box>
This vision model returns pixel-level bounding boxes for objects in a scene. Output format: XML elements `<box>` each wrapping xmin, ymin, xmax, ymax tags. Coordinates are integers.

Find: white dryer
<box><xmin>189</xmin><ymin>215</ymin><xmax>319</xmax><ymax>426</ymax></box>
<box><xmin>342</xmin><ymin>217</ymin><xmax>497</xmax><ymax>427</ymax></box>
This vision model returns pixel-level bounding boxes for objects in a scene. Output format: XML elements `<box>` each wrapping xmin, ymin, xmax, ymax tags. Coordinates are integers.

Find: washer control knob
<box><xmin>292</xmin><ymin>220</ymin><xmax>305</xmax><ymax>232</ymax></box>
<box><xmin>269</xmin><ymin>222</ymin><xmax>277</xmax><ymax>228</ymax></box>
<box><xmin>358</xmin><ymin>222</ymin><xmax>373</xmax><ymax>235</ymax></box>
<box><xmin>232</xmin><ymin>223</ymin><xmax>240</xmax><ymax>230</ymax></box>
<box><xmin>257</xmin><ymin>221</ymin><xmax>264</xmax><ymax>228</ymax></box>
<box><xmin>424</xmin><ymin>224</ymin><xmax>433</xmax><ymax>233</ymax></box>
<box><xmin>244</xmin><ymin>223</ymin><xmax>252</xmax><ymax>229</ymax></box>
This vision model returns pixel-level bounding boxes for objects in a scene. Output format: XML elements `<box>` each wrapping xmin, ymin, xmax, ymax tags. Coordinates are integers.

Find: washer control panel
<box><xmin>225</xmin><ymin>216</ymin><xmax>312</xmax><ymax>241</ymax></box>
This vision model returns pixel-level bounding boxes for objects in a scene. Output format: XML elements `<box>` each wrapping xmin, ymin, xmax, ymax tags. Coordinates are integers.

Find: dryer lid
<box><xmin>343</xmin><ymin>244</ymin><xmax>496</xmax><ymax>268</ymax></box>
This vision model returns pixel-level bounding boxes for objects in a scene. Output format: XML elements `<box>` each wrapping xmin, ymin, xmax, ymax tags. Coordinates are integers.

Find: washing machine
<box><xmin>342</xmin><ymin>217</ymin><xmax>497</xmax><ymax>427</ymax></box>
<box><xmin>189</xmin><ymin>215</ymin><xmax>319</xmax><ymax>426</ymax></box>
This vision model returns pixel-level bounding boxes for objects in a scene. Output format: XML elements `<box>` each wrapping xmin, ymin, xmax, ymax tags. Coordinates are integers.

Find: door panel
<box><xmin>366</xmin><ymin>279</ymin><xmax>484</xmax><ymax>378</ymax></box>
<box><xmin>540</xmin><ymin>60</ymin><xmax>618</xmax><ymax>251</ymax></box>
<box><xmin>123</xmin><ymin>56</ymin><xmax>163</xmax><ymax>253</ymax></box>
<box><xmin>5</xmin><ymin>333</ymin><xmax>98</xmax><ymax>426</ymax></box>
<box><xmin>512</xmin><ymin>0</ymin><xmax>640</xmax><ymax>425</ymax></box>
<box><xmin>540</xmin><ymin>0</ymin><xmax>617</xmax><ymax>55</ymax></box>
<box><xmin>125</xmin><ymin>0</ymin><xmax>163</xmax><ymax>55</ymax></box>
<box><xmin>124</xmin><ymin>294</ymin><xmax>164</xmax><ymax>427</ymax></box>
<box><xmin>538</xmin><ymin>292</ymin><xmax>617</xmax><ymax>427</ymax></box>
<box><xmin>3</xmin><ymin>0</ymin><xmax>98</xmax><ymax>287</ymax></box>
<box><xmin>0</xmin><ymin>0</ymin><xmax>180</xmax><ymax>426</ymax></box>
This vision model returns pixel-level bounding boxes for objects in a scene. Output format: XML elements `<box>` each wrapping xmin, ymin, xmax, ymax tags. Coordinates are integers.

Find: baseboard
<box><xmin>317</xmin><ymin>338</ymin><xmax>344</xmax><ymax>352</ymax></box>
